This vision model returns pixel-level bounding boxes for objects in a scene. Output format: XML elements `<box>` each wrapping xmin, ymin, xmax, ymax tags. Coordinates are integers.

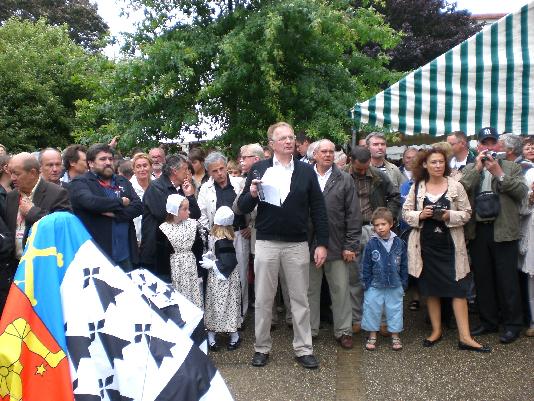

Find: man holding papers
<box><xmin>237</xmin><ymin>122</ymin><xmax>329</xmax><ymax>369</ymax></box>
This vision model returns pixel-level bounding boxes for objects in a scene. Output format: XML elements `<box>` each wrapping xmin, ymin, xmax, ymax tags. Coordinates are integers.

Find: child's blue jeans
<box><xmin>361</xmin><ymin>286</ymin><xmax>404</xmax><ymax>333</ymax></box>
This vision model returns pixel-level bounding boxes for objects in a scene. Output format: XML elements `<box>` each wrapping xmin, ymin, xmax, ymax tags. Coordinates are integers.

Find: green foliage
<box><xmin>0</xmin><ymin>18</ymin><xmax>107</xmax><ymax>152</ymax></box>
<box><xmin>74</xmin><ymin>27</ymin><xmax>207</xmax><ymax>150</ymax></box>
<box><xmin>204</xmin><ymin>0</ymin><xmax>400</xmax><ymax>149</ymax></box>
<box><xmin>0</xmin><ymin>0</ymin><xmax>109</xmax><ymax>52</ymax></box>
<box><xmin>79</xmin><ymin>0</ymin><xmax>401</xmax><ymax>151</ymax></box>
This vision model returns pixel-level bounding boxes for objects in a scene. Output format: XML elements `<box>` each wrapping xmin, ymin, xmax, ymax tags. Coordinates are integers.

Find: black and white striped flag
<box><xmin>33</xmin><ymin>212</ymin><xmax>232</xmax><ymax>401</ymax></box>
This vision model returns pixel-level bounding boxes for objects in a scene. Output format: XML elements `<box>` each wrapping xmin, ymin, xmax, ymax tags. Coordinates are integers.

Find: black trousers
<box><xmin>470</xmin><ymin>223</ymin><xmax>523</xmax><ymax>332</ymax></box>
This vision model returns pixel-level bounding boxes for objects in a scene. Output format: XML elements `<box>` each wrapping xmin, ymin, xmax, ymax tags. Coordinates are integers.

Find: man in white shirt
<box><xmin>238</xmin><ymin>122</ymin><xmax>328</xmax><ymax>369</ymax></box>
<box><xmin>447</xmin><ymin>131</ymin><xmax>475</xmax><ymax>171</ymax></box>
<box><xmin>308</xmin><ymin>140</ymin><xmax>361</xmax><ymax>349</ymax></box>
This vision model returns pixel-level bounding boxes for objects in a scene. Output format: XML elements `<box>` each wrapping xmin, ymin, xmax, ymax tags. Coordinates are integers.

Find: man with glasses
<box><xmin>238</xmin><ymin>122</ymin><xmax>329</xmax><ymax>369</ymax></box>
<box><xmin>234</xmin><ymin>144</ymin><xmax>265</xmax><ymax>319</ymax></box>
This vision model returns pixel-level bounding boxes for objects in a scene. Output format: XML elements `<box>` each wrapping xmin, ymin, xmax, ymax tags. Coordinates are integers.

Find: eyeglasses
<box><xmin>239</xmin><ymin>155</ymin><xmax>256</xmax><ymax>160</ymax></box>
<box><xmin>271</xmin><ymin>135</ymin><xmax>296</xmax><ymax>142</ymax></box>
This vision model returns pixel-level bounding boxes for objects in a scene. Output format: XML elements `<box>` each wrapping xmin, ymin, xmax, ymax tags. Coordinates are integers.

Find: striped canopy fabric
<box><xmin>352</xmin><ymin>1</ymin><xmax>534</xmax><ymax>136</ymax></box>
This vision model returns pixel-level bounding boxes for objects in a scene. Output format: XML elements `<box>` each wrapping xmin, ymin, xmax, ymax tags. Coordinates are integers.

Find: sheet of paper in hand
<box><xmin>259</xmin><ymin>167</ymin><xmax>281</xmax><ymax>206</ymax></box>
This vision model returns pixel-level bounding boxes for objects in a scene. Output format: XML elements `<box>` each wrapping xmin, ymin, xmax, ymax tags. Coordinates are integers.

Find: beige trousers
<box><xmin>254</xmin><ymin>240</ymin><xmax>313</xmax><ymax>356</ymax></box>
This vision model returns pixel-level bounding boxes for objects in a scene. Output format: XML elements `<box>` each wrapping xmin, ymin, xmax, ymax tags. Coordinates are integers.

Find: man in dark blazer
<box><xmin>0</xmin><ymin>214</ymin><xmax>14</xmax><ymax>316</ymax></box>
<box><xmin>140</xmin><ymin>154</ymin><xmax>200</xmax><ymax>280</ymax></box>
<box><xmin>1</xmin><ymin>152</ymin><xmax>71</xmax><ymax>315</ymax></box>
<box><xmin>69</xmin><ymin>144</ymin><xmax>142</xmax><ymax>272</ymax></box>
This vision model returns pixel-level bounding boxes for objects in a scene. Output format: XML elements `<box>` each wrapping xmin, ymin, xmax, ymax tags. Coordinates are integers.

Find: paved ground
<box><xmin>210</xmin><ymin>302</ymin><xmax>534</xmax><ymax>401</ymax></box>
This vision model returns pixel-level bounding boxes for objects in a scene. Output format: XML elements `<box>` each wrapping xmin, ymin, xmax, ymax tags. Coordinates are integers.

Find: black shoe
<box><xmin>422</xmin><ymin>335</ymin><xmax>443</xmax><ymax>347</ymax></box>
<box><xmin>499</xmin><ymin>330</ymin><xmax>520</xmax><ymax>344</ymax></box>
<box><xmin>458</xmin><ymin>341</ymin><xmax>492</xmax><ymax>353</ymax></box>
<box><xmin>470</xmin><ymin>326</ymin><xmax>498</xmax><ymax>336</ymax></box>
<box><xmin>295</xmin><ymin>354</ymin><xmax>319</xmax><ymax>369</ymax></box>
<box><xmin>251</xmin><ymin>352</ymin><xmax>269</xmax><ymax>367</ymax></box>
<box><xmin>227</xmin><ymin>337</ymin><xmax>242</xmax><ymax>351</ymax></box>
<box><xmin>208</xmin><ymin>342</ymin><xmax>221</xmax><ymax>352</ymax></box>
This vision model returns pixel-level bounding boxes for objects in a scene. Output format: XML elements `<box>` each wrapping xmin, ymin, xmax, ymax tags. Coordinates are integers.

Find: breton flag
<box><xmin>0</xmin><ymin>212</ymin><xmax>233</xmax><ymax>401</ymax></box>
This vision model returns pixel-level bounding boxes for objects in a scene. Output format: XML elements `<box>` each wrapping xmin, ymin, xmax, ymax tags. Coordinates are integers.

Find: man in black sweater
<box><xmin>238</xmin><ymin>122</ymin><xmax>329</xmax><ymax>369</ymax></box>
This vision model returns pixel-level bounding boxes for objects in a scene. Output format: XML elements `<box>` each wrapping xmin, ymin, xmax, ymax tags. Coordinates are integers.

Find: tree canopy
<box><xmin>0</xmin><ymin>0</ymin><xmax>109</xmax><ymax>51</ymax></box>
<box><xmin>77</xmin><ymin>0</ymin><xmax>402</xmax><ymax>151</ymax></box>
<box><xmin>359</xmin><ymin>0</ymin><xmax>483</xmax><ymax>72</ymax></box>
<box><xmin>0</xmin><ymin>18</ymin><xmax>109</xmax><ymax>152</ymax></box>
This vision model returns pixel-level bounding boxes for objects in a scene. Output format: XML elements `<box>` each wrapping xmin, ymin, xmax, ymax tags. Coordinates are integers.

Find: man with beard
<box><xmin>69</xmin><ymin>144</ymin><xmax>143</xmax><ymax>271</ymax></box>
<box><xmin>149</xmin><ymin>147</ymin><xmax>166</xmax><ymax>179</ymax></box>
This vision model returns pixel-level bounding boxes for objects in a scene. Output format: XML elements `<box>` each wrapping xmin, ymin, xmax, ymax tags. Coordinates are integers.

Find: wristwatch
<box><xmin>497</xmin><ymin>174</ymin><xmax>505</xmax><ymax>182</ymax></box>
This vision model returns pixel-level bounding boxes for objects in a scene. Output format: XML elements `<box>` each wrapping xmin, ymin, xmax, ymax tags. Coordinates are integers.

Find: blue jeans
<box><xmin>361</xmin><ymin>286</ymin><xmax>404</xmax><ymax>333</ymax></box>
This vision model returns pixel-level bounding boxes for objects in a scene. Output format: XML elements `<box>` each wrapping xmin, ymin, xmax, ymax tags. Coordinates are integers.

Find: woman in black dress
<box><xmin>403</xmin><ymin>149</ymin><xmax>490</xmax><ymax>352</ymax></box>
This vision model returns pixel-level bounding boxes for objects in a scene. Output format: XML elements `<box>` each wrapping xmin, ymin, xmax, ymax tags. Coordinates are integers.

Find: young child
<box><xmin>159</xmin><ymin>194</ymin><xmax>203</xmax><ymax>309</ymax></box>
<box><xmin>200</xmin><ymin>206</ymin><xmax>242</xmax><ymax>352</ymax></box>
<box><xmin>360</xmin><ymin>207</ymin><xmax>408</xmax><ymax>351</ymax></box>
<box><xmin>227</xmin><ymin>160</ymin><xmax>242</xmax><ymax>177</ymax></box>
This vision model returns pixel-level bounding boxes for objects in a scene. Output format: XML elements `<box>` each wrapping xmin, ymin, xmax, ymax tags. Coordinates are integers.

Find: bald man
<box><xmin>1</xmin><ymin>153</ymin><xmax>71</xmax><ymax>315</ymax></box>
<box><xmin>39</xmin><ymin>148</ymin><xmax>63</xmax><ymax>185</ymax></box>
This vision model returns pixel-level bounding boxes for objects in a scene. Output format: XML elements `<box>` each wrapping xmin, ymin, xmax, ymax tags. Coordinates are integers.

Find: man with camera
<box><xmin>461</xmin><ymin>127</ymin><xmax>527</xmax><ymax>344</ymax></box>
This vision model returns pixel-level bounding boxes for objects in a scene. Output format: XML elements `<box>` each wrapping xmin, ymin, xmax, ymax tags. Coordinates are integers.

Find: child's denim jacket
<box><xmin>360</xmin><ymin>232</ymin><xmax>408</xmax><ymax>291</ymax></box>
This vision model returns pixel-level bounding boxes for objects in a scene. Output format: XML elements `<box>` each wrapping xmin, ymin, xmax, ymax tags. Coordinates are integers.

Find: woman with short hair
<box><xmin>130</xmin><ymin>153</ymin><xmax>153</xmax><ymax>243</ymax></box>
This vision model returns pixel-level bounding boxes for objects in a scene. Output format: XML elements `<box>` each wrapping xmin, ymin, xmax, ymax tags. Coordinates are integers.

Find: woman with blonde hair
<box><xmin>130</xmin><ymin>153</ymin><xmax>153</xmax><ymax>243</ymax></box>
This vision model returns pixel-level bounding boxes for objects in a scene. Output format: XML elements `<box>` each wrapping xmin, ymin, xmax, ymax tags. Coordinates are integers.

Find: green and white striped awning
<box><xmin>352</xmin><ymin>1</ymin><xmax>534</xmax><ymax>136</ymax></box>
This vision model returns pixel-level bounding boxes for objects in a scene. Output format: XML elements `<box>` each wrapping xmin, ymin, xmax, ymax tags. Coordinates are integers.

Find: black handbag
<box><xmin>474</xmin><ymin>172</ymin><xmax>500</xmax><ymax>218</ymax></box>
<box><xmin>475</xmin><ymin>191</ymin><xmax>500</xmax><ymax>218</ymax></box>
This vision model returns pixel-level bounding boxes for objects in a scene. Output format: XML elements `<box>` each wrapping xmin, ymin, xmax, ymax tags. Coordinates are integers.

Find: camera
<box><xmin>431</xmin><ymin>204</ymin><xmax>447</xmax><ymax>221</ymax></box>
<box><xmin>481</xmin><ymin>151</ymin><xmax>506</xmax><ymax>162</ymax></box>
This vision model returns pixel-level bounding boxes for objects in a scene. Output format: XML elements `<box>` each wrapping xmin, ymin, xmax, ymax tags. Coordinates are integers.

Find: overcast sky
<box><xmin>93</xmin><ymin>0</ymin><xmax>530</xmax><ymax>57</ymax></box>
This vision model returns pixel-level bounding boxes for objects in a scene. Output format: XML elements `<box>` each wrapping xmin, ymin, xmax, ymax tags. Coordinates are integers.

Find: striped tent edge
<box><xmin>352</xmin><ymin>1</ymin><xmax>534</xmax><ymax>136</ymax></box>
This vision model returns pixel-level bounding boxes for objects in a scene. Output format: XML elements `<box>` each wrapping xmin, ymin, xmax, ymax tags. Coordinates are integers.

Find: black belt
<box><xmin>477</xmin><ymin>220</ymin><xmax>495</xmax><ymax>225</ymax></box>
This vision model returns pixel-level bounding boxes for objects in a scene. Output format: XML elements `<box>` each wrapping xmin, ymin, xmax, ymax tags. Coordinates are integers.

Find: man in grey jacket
<box><xmin>461</xmin><ymin>127</ymin><xmax>527</xmax><ymax>344</ymax></box>
<box><xmin>308</xmin><ymin>140</ymin><xmax>362</xmax><ymax>349</ymax></box>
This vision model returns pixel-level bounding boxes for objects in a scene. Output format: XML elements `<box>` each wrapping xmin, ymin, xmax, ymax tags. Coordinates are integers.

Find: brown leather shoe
<box><xmin>337</xmin><ymin>334</ymin><xmax>353</xmax><ymax>349</ymax></box>
<box><xmin>352</xmin><ymin>323</ymin><xmax>361</xmax><ymax>334</ymax></box>
<box><xmin>379</xmin><ymin>324</ymin><xmax>391</xmax><ymax>337</ymax></box>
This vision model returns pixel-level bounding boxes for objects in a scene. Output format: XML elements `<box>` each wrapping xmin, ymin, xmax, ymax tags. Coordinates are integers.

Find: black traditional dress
<box><xmin>204</xmin><ymin>236</ymin><xmax>242</xmax><ymax>332</ymax></box>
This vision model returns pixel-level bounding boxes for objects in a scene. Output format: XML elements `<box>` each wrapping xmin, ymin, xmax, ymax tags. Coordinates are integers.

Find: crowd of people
<box><xmin>0</xmin><ymin>122</ymin><xmax>533</xmax><ymax>370</ymax></box>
